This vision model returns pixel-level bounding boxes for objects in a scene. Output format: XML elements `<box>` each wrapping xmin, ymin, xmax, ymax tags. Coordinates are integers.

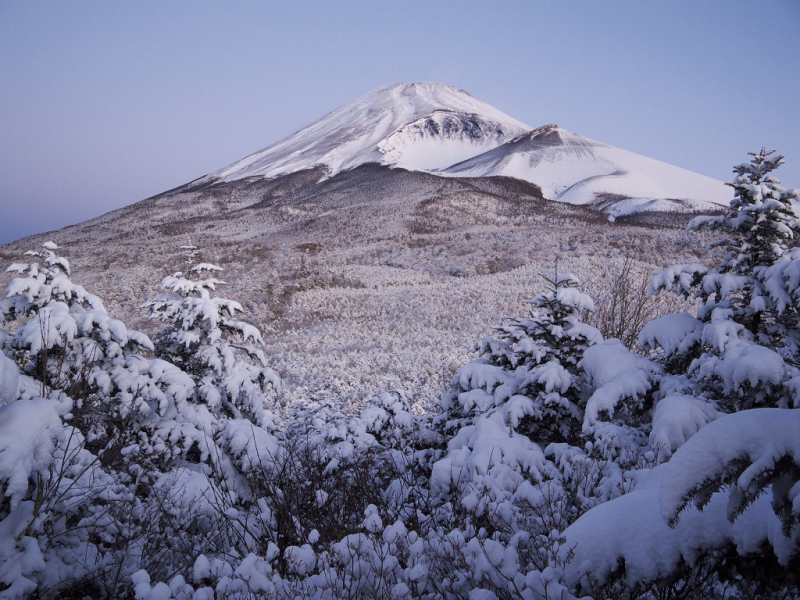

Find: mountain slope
<box><xmin>196</xmin><ymin>83</ymin><xmax>530</xmax><ymax>184</ymax></box>
<box><xmin>442</xmin><ymin>125</ymin><xmax>730</xmax><ymax>214</ymax></box>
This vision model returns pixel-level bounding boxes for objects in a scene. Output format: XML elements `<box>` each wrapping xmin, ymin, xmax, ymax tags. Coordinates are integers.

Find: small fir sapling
<box><xmin>0</xmin><ymin>243</ymin><xmax>205</xmax><ymax>467</ymax></box>
<box><xmin>0</xmin><ymin>244</ymin><xmax>212</xmax><ymax>598</ymax></box>
<box><xmin>145</xmin><ymin>242</ymin><xmax>280</xmax><ymax>428</ymax></box>
<box><xmin>715</xmin><ymin>149</ymin><xmax>800</xmax><ymax>348</ymax></box>
<box><xmin>657</xmin><ymin>149</ymin><xmax>800</xmax><ymax>341</ymax></box>
<box><xmin>439</xmin><ymin>264</ymin><xmax>602</xmax><ymax>446</ymax></box>
<box><xmin>1</xmin><ymin>242</ymin><xmax>153</xmax><ymax>399</ymax></box>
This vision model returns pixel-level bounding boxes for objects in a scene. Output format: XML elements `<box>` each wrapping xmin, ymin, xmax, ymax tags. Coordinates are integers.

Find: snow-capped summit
<box><xmin>443</xmin><ymin>124</ymin><xmax>730</xmax><ymax>213</ymax></box>
<box><xmin>200</xmin><ymin>82</ymin><xmax>530</xmax><ymax>183</ymax></box>
<box><xmin>190</xmin><ymin>83</ymin><xmax>730</xmax><ymax>215</ymax></box>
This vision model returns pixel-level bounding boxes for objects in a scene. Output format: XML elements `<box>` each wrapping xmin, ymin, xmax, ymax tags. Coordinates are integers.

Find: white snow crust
<box><xmin>649</xmin><ymin>394</ymin><xmax>721</xmax><ymax>458</ymax></box>
<box><xmin>0</xmin><ymin>397</ymin><xmax>70</xmax><ymax>509</ymax></box>
<box><xmin>430</xmin><ymin>411</ymin><xmax>546</xmax><ymax>497</ymax></box>
<box><xmin>639</xmin><ymin>312</ymin><xmax>703</xmax><ymax>355</ymax></box>
<box><xmin>659</xmin><ymin>408</ymin><xmax>800</xmax><ymax>525</ymax></box>
<box><xmin>0</xmin><ymin>353</ymin><xmax>18</xmax><ymax>406</ymax></box>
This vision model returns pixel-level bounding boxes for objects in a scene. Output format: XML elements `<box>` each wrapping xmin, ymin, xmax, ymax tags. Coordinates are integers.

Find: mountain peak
<box><xmin>200</xmin><ymin>83</ymin><xmax>530</xmax><ymax>183</ymax></box>
<box><xmin>383</xmin><ymin>82</ymin><xmax>476</xmax><ymax>101</ymax></box>
<box><xmin>509</xmin><ymin>124</ymin><xmax>562</xmax><ymax>143</ymax></box>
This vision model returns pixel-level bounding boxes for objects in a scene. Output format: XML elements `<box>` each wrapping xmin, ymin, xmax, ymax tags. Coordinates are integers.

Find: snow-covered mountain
<box><xmin>442</xmin><ymin>124</ymin><xmax>730</xmax><ymax>214</ymax></box>
<box><xmin>189</xmin><ymin>82</ymin><xmax>729</xmax><ymax>215</ymax></box>
<box><xmin>198</xmin><ymin>82</ymin><xmax>530</xmax><ymax>183</ymax></box>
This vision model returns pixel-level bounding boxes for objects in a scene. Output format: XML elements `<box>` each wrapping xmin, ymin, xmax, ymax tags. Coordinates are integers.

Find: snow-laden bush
<box><xmin>586</xmin><ymin>254</ymin><xmax>684</xmax><ymax>349</ymax></box>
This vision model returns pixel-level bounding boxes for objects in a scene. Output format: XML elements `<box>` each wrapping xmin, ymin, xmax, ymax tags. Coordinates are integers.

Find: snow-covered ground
<box><xmin>2</xmin><ymin>213</ymin><xmax>712</xmax><ymax>412</ymax></box>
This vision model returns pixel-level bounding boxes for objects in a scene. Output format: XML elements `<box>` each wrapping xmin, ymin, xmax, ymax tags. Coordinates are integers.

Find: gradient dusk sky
<box><xmin>1</xmin><ymin>1</ymin><xmax>798</xmax><ymax>244</ymax></box>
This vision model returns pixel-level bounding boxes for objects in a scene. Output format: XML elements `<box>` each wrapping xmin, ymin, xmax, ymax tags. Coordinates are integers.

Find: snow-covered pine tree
<box><xmin>645</xmin><ymin>151</ymin><xmax>800</xmax><ymax>551</ymax></box>
<box><xmin>0</xmin><ymin>243</ymin><xmax>235</xmax><ymax>598</ymax></box>
<box><xmin>643</xmin><ymin>150</ymin><xmax>800</xmax><ymax>412</ymax></box>
<box><xmin>438</xmin><ymin>267</ymin><xmax>602</xmax><ymax>447</ymax></box>
<box><xmin>724</xmin><ymin>149</ymin><xmax>800</xmax><ymax>290</ymax></box>
<box><xmin>0</xmin><ymin>242</ymin><xmax>154</xmax><ymax>402</ymax></box>
<box><xmin>145</xmin><ymin>243</ymin><xmax>280</xmax><ymax>428</ymax></box>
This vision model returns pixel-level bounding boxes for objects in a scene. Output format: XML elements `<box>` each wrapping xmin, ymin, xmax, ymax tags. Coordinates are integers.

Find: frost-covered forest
<box><xmin>1</xmin><ymin>151</ymin><xmax>799</xmax><ymax>599</ymax></box>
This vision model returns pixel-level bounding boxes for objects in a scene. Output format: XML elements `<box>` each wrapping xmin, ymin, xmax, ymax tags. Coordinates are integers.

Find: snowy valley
<box><xmin>0</xmin><ymin>84</ymin><xmax>798</xmax><ymax>599</ymax></box>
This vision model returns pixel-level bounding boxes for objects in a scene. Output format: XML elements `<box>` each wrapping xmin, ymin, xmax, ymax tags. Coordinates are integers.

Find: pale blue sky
<box><xmin>1</xmin><ymin>1</ymin><xmax>798</xmax><ymax>244</ymax></box>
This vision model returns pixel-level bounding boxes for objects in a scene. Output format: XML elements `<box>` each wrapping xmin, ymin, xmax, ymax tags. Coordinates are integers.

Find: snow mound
<box><xmin>0</xmin><ymin>353</ymin><xmax>19</xmax><ymax>406</ymax></box>
<box><xmin>649</xmin><ymin>394</ymin><xmax>721</xmax><ymax>458</ymax></box>
<box><xmin>710</xmin><ymin>340</ymin><xmax>786</xmax><ymax>394</ymax></box>
<box><xmin>563</xmin><ymin>461</ymin><xmax>794</xmax><ymax>589</ymax></box>
<box><xmin>431</xmin><ymin>411</ymin><xmax>546</xmax><ymax>497</ymax></box>
<box><xmin>639</xmin><ymin>312</ymin><xmax>703</xmax><ymax>355</ymax></box>
<box><xmin>0</xmin><ymin>398</ymin><xmax>70</xmax><ymax>509</ymax></box>
<box><xmin>659</xmin><ymin>408</ymin><xmax>800</xmax><ymax>527</ymax></box>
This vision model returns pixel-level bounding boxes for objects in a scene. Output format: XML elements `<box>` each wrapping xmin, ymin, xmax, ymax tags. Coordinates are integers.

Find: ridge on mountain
<box><xmin>443</xmin><ymin>124</ymin><xmax>730</xmax><ymax>213</ymax></box>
